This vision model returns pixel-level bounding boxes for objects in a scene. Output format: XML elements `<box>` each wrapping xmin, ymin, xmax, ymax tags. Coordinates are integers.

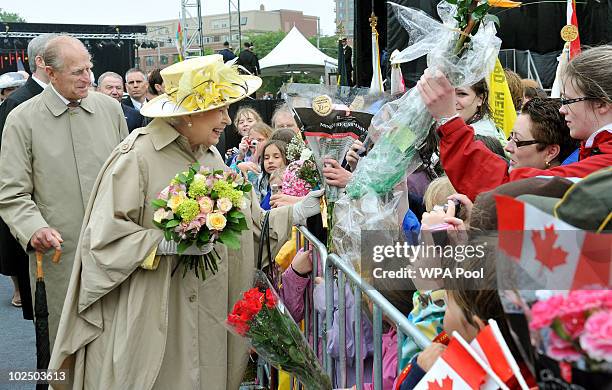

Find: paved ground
<box><xmin>0</xmin><ymin>276</ymin><xmax>36</xmax><ymax>389</ymax></box>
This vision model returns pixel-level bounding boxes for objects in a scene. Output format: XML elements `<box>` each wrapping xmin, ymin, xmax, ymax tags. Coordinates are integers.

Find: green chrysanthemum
<box><xmin>214</xmin><ymin>180</ymin><xmax>243</xmax><ymax>207</ymax></box>
<box><xmin>176</xmin><ymin>199</ymin><xmax>200</xmax><ymax>223</ymax></box>
<box><xmin>188</xmin><ymin>177</ymin><xmax>208</xmax><ymax>198</ymax></box>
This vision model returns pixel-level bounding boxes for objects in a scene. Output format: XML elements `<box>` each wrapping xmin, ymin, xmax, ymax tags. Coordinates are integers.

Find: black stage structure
<box><xmin>353</xmin><ymin>0</ymin><xmax>612</xmax><ymax>88</ymax></box>
<box><xmin>0</xmin><ymin>22</ymin><xmax>146</xmax><ymax>78</ymax></box>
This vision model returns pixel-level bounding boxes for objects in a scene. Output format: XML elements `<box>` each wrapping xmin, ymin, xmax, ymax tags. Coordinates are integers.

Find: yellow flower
<box><xmin>167</xmin><ymin>191</ymin><xmax>187</xmax><ymax>213</ymax></box>
<box><xmin>206</xmin><ymin>212</ymin><xmax>227</xmax><ymax>231</ymax></box>
<box><xmin>488</xmin><ymin>0</ymin><xmax>521</xmax><ymax>8</ymax></box>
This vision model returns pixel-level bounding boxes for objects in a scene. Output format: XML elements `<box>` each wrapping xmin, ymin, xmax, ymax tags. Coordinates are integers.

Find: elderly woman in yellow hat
<box><xmin>49</xmin><ymin>55</ymin><xmax>322</xmax><ymax>390</ymax></box>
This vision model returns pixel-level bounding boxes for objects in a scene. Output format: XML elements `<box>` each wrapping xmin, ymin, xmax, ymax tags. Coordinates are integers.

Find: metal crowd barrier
<box><xmin>255</xmin><ymin>226</ymin><xmax>431</xmax><ymax>390</ymax></box>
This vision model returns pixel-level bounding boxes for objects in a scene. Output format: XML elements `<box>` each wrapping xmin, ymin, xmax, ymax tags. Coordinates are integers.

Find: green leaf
<box><xmin>445</xmin><ymin>0</ymin><xmax>457</xmax><ymax>4</ymax></box>
<box><xmin>197</xmin><ymin>231</ymin><xmax>211</xmax><ymax>244</ymax></box>
<box><xmin>234</xmin><ymin>218</ymin><xmax>248</xmax><ymax>231</ymax></box>
<box><xmin>219</xmin><ymin>230</ymin><xmax>241</xmax><ymax>250</ymax></box>
<box><xmin>213</xmin><ymin>169</ymin><xmax>224</xmax><ymax>176</ymax></box>
<box><xmin>483</xmin><ymin>13</ymin><xmax>500</xmax><ymax>26</ymax></box>
<box><xmin>177</xmin><ymin>241</ymin><xmax>192</xmax><ymax>254</ymax></box>
<box><xmin>288</xmin><ymin>346</ymin><xmax>305</xmax><ymax>365</ymax></box>
<box><xmin>177</xmin><ymin>173</ymin><xmax>188</xmax><ymax>184</ymax></box>
<box><xmin>165</xmin><ymin>220</ymin><xmax>180</xmax><ymax>228</ymax></box>
<box><xmin>151</xmin><ymin>199</ymin><xmax>167</xmax><ymax>208</ymax></box>
<box><xmin>191</xmin><ymin>162</ymin><xmax>201</xmax><ymax>172</ymax></box>
<box><xmin>472</xmin><ymin>3</ymin><xmax>489</xmax><ymax>20</ymax></box>
<box><xmin>164</xmin><ymin>230</ymin><xmax>172</xmax><ymax>241</ymax></box>
<box><xmin>242</xmin><ymin>183</ymin><xmax>252</xmax><ymax>193</ymax></box>
<box><xmin>228</xmin><ymin>210</ymin><xmax>243</xmax><ymax>219</ymax></box>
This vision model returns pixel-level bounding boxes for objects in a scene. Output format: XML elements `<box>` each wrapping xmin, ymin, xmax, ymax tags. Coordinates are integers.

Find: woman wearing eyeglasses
<box><xmin>417</xmin><ymin>45</ymin><xmax>612</xmax><ymax>201</ymax></box>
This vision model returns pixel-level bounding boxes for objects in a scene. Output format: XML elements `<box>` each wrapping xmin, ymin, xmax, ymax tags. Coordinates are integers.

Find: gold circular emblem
<box><xmin>312</xmin><ymin>95</ymin><xmax>333</xmax><ymax>117</ymax></box>
<box><xmin>561</xmin><ymin>25</ymin><xmax>579</xmax><ymax>42</ymax></box>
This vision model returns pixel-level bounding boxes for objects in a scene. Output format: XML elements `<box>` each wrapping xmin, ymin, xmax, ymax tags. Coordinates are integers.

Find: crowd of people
<box><xmin>0</xmin><ymin>29</ymin><xmax>609</xmax><ymax>390</ymax></box>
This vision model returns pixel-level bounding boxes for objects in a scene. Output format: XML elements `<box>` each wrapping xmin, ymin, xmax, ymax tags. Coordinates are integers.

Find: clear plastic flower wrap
<box><xmin>331</xmin><ymin>190</ymin><xmax>405</xmax><ymax>269</ymax></box>
<box><xmin>345</xmin><ymin>1</ymin><xmax>501</xmax><ymax>199</ymax></box>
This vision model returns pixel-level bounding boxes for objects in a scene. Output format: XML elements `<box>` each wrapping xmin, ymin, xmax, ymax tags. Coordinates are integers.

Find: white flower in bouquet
<box><xmin>300</xmin><ymin>148</ymin><xmax>313</xmax><ymax>161</ymax></box>
<box><xmin>217</xmin><ymin>197</ymin><xmax>233</xmax><ymax>213</ymax></box>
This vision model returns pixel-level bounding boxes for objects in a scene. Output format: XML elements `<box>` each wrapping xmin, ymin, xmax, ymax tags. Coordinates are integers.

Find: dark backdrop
<box><xmin>0</xmin><ymin>22</ymin><xmax>144</xmax><ymax>77</ymax></box>
<box><xmin>354</xmin><ymin>0</ymin><xmax>612</xmax><ymax>87</ymax></box>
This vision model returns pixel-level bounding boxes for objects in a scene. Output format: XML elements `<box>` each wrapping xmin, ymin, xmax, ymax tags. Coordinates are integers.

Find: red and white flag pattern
<box><xmin>414</xmin><ymin>338</ymin><xmax>493</xmax><ymax>390</ymax></box>
<box><xmin>495</xmin><ymin>195</ymin><xmax>611</xmax><ymax>290</ymax></box>
<box><xmin>470</xmin><ymin>320</ymin><xmax>529</xmax><ymax>390</ymax></box>
<box><xmin>566</xmin><ymin>0</ymin><xmax>581</xmax><ymax>58</ymax></box>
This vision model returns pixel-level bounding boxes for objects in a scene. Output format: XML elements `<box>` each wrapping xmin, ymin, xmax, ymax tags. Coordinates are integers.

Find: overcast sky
<box><xmin>1</xmin><ymin>0</ymin><xmax>337</xmax><ymax>35</ymax></box>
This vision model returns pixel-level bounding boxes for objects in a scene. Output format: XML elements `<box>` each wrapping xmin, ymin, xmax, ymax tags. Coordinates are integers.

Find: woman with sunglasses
<box><xmin>417</xmin><ymin>45</ymin><xmax>612</xmax><ymax>201</ymax></box>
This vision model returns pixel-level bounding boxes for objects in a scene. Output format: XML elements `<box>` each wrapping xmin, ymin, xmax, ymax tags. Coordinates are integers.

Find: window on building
<box><xmin>240</xmin><ymin>17</ymin><xmax>247</xmax><ymax>25</ymax></box>
<box><xmin>203</xmin><ymin>36</ymin><xmax>212</xmax><ymax>43</ymax></box>
<box><xmin>160</xmin><ymin>55</ymin><xmax>169</xmax><ymax>65</ymax></box>
<box><xmin>172</xmin><ymin>54</ymin><xmax>181</xmax><ymax>63</ymax></box>
<box><xmin>145</xmin><ymin>56</ymin><xmax>155</xmax><ymax>67</ymax></box>
<box><xmin>213</xmin><ymin>35</ymin><xmax>221</xmax><ymax>43</ymax></box>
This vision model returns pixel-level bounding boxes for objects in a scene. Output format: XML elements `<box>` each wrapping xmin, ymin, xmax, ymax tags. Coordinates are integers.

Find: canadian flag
<box><xmin>414</xmin><ymin>336</ymin><xmax>508</xmax><ymax>390</ymax></box>
<box><xmin>470</xmin><ymin>320</ymin><xmax>530</xmax><ymax>390</ymax></box>
<box><xmin>495</xmin><ymin>195</ymin><xmax>611</xmax><ymax>290</ymax></box>
<box><xmin>566</xmin><ymin>0</ymin><xmax>581</xmax><ymax>58</ymax></box>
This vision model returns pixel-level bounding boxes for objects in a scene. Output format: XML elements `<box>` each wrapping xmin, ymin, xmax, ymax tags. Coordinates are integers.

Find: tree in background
<box><xmin>242</xmin><ymin>31</ymin><xmax>339</xmax><ymax>96</ymax></box>
<box><xmin>0</xmin><ymin>9</ymin><xmax>26</xmax><ymax>22</ymax></box>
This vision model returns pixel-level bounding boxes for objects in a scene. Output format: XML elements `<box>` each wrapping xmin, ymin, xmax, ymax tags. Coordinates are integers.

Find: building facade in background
<box><xmin>137</xmin><ymin>5</ymin><xmax>318</xmax><ymax>73</ymax></box>
<box><xmin>334</xmin><ymin>0</ymin><xmax>354</xmax><ymax>40</ymax></box>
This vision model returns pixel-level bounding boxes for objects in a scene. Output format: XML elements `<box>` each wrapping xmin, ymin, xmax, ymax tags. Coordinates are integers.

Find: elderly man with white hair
<box><xmin>0</xmin><ymin>35</ymin><xmax>128</xmax><ymax>347</ymax></box>
<box><xmin>0</xmin><ymin>33</ymin><xmax>56</xmax><ymax>321</ymax></box>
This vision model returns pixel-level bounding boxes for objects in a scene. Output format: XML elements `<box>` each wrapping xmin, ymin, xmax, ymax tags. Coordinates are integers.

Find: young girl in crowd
<box><xmin>235</xmin><ymin>121</ymin><xmax>273</xmax><ymax>177</ymax></box>
<box><xmin>226</xmin><ymin>106</ymin><xmax>264</xmax><ymax>165</ymax></box>
<box><xmin>257</xmin><ymin>139</ymin><xmax>288</xmax><ymax>210</ymax></box>
<box><xmin>418</xmin><ymin>45</ymin><xmax>612</xmax><ymax>201</ymax></box>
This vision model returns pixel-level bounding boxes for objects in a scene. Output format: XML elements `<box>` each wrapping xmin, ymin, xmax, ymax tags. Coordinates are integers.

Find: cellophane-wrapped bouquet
<box><xmin>283</xmin><ymin>134</ymin><xmax>320</xmax><ymax>197</ymax></box>
<box><xmin>346</xmin><ymin>0</ymin><xmax>503</xmax><ymax>199</ymax></box>
<box><xmin>226</xmin><ymin>271</ymin><xmax>332</xmax><ymax>390</ymax></box>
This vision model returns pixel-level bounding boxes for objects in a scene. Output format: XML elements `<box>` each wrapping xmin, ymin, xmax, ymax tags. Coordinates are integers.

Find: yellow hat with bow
<box><xmin>141</xmin><ymin>54</ymin><xmax>261</xmax><ymax>118</ymax></box>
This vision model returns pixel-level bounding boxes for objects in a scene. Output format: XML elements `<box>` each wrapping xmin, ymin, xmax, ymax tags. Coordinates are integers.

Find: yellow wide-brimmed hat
<box><xmin>141</xmin><ymin>55</ymin><xmax>262</xmax><ymax>118</ymax></box>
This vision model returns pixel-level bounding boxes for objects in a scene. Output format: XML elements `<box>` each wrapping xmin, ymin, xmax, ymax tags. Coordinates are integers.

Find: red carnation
<box><xmin>265</xmin><ymin>289</ymin><xmax>277</xmax><ymax>308</ymax></box>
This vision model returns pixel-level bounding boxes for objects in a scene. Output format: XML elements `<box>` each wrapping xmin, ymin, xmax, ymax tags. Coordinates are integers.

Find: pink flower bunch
<box><xmin>281</xmin><ymin>161</ymin><xmax>312</xmax><ymax>197</ymax></box>
<box><xmin>530</xmin><ymin>290</ymin><xmax>612</xmax><ymax>364</ymax></box>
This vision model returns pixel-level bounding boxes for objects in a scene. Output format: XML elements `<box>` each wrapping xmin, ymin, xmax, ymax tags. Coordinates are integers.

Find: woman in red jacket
<box><xmin>417</xmin><ymin>45</ymin><xmax>612</xmax><ymax>201</ymax></box>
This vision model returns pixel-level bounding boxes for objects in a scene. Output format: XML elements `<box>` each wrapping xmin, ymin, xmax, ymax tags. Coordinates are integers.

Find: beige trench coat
<box><xmin>0</xmin><ymin>87</ymin><xmax>128</xmax><ymax>345</ymax></box>
<box><xmin>49</xmin><ymin>118</ymin><xmax>293</xmax><ymax>390</ymax></box>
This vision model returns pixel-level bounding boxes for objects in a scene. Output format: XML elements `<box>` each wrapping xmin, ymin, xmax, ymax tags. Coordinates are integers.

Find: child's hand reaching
<box><xmin>416</xmin><ymin>342</ymin><xmax>447</xmax><ymax>371</ymax></box>
<box><xmin>291</xmin><ymin>250</ymin><xmax>312</xmax><ymax>275</ymax></box>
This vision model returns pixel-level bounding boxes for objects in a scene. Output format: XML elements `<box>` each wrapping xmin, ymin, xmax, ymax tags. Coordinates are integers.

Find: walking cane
<box><xmin>34</xmin><ymin>249</ymin><xmax>61</xmax><ymax>390</ymax></box>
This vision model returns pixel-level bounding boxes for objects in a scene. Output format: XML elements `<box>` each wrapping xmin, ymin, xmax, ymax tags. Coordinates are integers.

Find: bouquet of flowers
<box><xmin>226</xmin><ymin>271</ymin><xmax>332</xmax><ymax>390</ymax></box>
<box><xmin>283</xmin><ymin>135</ymin><xmax>320</xmax><ymax>196</ymax></box>
<box><xmin>346</xmin><ymin>0</ymin><xmax>509</xmax><ymax>199</ymax></box>
<box><xmin>498</xmin><ymin>289</ymin><xmax>612</xmax><ymax>388</ymax></box>
<box><xmin>152</xmin><ymin>163</ymin><xmax>252</xmax><ymax>279</ymax></box>
<box><xmin>530</xmin><ymin>290</ymin><xmax>612</xmax><ymax>370</ymax></box>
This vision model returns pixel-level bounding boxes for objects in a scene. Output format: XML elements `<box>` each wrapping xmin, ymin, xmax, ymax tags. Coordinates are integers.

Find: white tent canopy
<box><xmin>259</xmin><ymin>27</ymin><xmax>338</xmax><ymax>77</ymax></box>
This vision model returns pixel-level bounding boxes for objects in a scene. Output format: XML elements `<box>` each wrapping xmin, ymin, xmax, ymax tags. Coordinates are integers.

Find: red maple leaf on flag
<box><xmin>531</xmin><ymin>224</ymin><xmax>568</xmax><ymax>271</ymax></box>
<box><xmin>427</xmin><ymin>375</ymin><xmax>454</xmax><ymax>390</ymax></box>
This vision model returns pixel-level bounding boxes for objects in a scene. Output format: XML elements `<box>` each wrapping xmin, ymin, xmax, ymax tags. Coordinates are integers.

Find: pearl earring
<box><xmin>187</xmin><ymin>121</ymin><xmax>193</xmax><ymax>128</ymax></box>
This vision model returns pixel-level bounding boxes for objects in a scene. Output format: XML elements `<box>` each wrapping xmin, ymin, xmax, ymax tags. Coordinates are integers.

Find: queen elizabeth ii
<box><xmin>49</xmin><ymin>55</ymin><xmax>322</xmax><ymax>389</ymax></box>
